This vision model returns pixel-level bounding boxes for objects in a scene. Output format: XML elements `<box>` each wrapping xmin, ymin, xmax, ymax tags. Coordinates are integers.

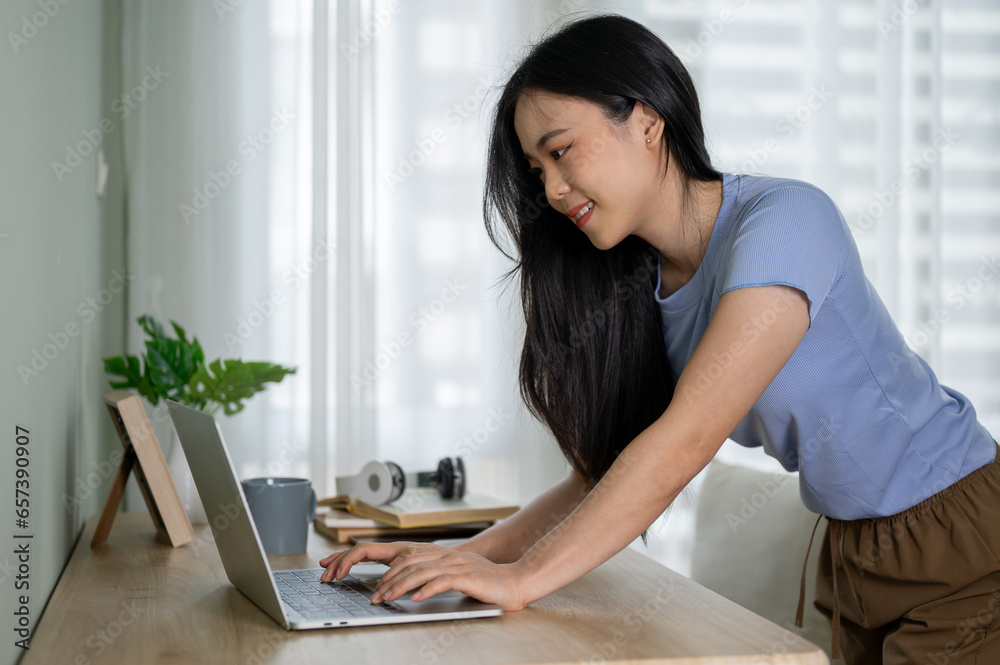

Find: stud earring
<box><xmin>646</xmin><ymin>138</ymin><xmax>651</xmax><ymax>143</ymax></box>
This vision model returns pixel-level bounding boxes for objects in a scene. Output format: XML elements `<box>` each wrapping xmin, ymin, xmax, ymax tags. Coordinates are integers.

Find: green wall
<box><xmin>0</xmin><ymin>1</ymin><xmax>126</xmax><ymax>662</ymax></box>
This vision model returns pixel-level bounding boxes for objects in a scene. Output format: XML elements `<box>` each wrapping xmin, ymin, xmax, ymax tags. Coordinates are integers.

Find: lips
<box><xmin>566</xmin><ymin>200</ymin><xmax>594</xmax><ymax>225</ymax></box>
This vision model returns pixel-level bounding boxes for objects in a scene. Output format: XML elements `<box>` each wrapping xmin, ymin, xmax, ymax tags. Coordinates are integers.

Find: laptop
<box><xmin>166</xmin><ymin>400</ymin><xmax>504</xmax><ymax>629</ymax></box>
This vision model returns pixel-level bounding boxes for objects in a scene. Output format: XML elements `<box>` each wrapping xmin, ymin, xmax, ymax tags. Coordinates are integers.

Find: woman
<box><xmin>321</xmin><ymin>14</ymin><xmax>1000</xmax><ymax>664</ymax></box>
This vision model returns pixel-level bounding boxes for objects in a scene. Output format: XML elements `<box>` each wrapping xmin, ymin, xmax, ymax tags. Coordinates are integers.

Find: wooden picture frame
<box><xmin>91</xmin><ymin>390</ymin><xmax>194</xmax><ymax>548</ymax></box>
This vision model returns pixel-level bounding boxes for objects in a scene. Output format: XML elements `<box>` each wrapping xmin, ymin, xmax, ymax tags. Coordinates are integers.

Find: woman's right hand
<box><xmin>318</xmin><ymin>541</ymin><xmax>449</xmax><ymax>582</ymax></box>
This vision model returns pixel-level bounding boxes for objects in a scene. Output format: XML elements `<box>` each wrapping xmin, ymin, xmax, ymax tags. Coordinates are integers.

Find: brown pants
<box><xmin>809</xmin><ymin>442</ymin><xmax>1000</xmax><ymax>664</ymax></box>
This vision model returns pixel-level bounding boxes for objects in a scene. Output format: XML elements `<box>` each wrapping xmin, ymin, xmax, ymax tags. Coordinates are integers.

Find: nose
<box><xmin>543</xmin><ymin>168</ymin><xmax>571</xmax><ymax>203</ymax></box>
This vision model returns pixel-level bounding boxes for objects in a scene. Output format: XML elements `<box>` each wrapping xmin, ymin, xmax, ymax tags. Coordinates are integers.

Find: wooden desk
<box><xmin>23</xmin><ymin>513</ymin><xmax>829</xmax><ymax>664</ymax></box>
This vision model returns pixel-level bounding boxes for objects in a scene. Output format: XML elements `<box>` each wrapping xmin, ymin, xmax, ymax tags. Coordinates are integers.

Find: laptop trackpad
<box><xmin>393</xmin><ymin>594</ymin><xmax>493</xmax><ymax>614</ymax></box>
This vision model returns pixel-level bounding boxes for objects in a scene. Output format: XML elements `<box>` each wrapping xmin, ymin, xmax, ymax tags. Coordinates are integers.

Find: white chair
<box><xmin>689</xmin><ymin>448</ymin><xmax>841</xmax><ymax>662</ymax></box>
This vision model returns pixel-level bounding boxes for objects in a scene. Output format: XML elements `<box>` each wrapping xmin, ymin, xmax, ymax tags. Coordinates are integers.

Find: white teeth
<box><xmin>574</xmin><ymin>201</ymin><xmax>594</xmax><ymax>221</ymax></box>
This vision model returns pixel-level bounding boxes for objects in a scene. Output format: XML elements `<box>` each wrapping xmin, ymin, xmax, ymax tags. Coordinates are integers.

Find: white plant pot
<box><xmin>166</xmin><ymin>430</ymin><xmax>208</xmax><ymax>525</ymax></box>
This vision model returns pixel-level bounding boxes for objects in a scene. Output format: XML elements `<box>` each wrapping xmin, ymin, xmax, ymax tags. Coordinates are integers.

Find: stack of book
<box><xmin>314</xmin><ymin>489</ymin><xmax>519</xmax><ymax>545</ymax></box>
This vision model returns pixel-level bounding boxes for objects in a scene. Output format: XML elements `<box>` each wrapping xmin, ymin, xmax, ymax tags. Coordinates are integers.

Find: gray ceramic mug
<box><xmin>242</xmin><ymin>477</ymin><xmax>317</xmax><ymax>555</ymax></box>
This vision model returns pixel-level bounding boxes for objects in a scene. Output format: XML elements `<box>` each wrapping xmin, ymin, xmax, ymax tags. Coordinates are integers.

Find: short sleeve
<box><xmin>721</xmin><ymin>183</ymin><xmax>847</xmax><ymax>324</ymax></box>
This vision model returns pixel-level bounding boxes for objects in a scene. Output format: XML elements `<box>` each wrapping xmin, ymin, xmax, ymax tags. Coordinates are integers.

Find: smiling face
<box><xmin>513</xmin><ymin>90</ymin><xmax>665</xmax><ymax>250</ymax></box>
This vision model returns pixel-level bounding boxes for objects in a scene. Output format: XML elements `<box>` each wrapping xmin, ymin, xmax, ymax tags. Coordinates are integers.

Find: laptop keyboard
<box><xmin>274</xmin><ymin>569</ymin><xmax>406</xmax><ymax>621</ymax></box>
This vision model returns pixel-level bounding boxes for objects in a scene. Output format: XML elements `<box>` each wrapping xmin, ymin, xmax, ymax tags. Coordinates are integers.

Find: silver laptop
<box><xmin>166</xmin><ymin>400</ymin><xmax>504</xmax><ymax>629</ymax></box>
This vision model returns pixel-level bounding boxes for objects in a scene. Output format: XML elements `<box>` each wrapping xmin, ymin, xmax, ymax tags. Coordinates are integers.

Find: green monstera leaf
<box><xmin>104</xmin><ymin>353</ymin><xmax>155</xmax><ymax>401</ymax></box>
<box><xmin>138</xmin><ymin>315</ymin><xmax>204</xmax><ymax>404</ymax></box>
<box><xmin>103</xmin><ymin>315</ymin><xmax>295</xmax><ymax>415</ymax></box>
<box><xmin>189</xmin><ymin>359</ymin><xmax>297</xmax><ymax>416</ymax></box>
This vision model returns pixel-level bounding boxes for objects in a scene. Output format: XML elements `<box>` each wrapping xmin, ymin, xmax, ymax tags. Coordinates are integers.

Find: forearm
<box><xmin>453</xmin><ymin>469</ymin><xmax>590</xmax><ymax>564</ymax></box>
<box><xmin>514</xmin><ymin>419</ymin><xmax>711</xmax><ymax>606</ymax></box>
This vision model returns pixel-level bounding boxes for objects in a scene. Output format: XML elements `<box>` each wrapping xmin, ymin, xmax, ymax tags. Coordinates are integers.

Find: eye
<box><xmin>551</xmin><ymin>142</ymin><xmax>573</xmax><ymax>160</ymax></box>
<box><xmin>525</xmin><ymin>140</ymin><xmax>573</xmax><ymax>179</ymax></box>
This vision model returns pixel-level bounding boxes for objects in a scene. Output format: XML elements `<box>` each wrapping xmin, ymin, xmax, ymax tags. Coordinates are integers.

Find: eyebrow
<box><xmin>524</xmin><ymin>128</ymin><xmax>568</xmax><ymax>158</ymax></box>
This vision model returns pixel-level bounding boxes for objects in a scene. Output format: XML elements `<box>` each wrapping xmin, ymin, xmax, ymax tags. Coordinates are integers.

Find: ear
<box><xmin>632</xmin><ymin>100</ymin><xmax>664</xmax><ymax>146</ymax></box>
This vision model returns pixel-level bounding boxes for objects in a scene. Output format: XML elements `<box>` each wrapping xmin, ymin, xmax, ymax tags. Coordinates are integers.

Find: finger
<box><xmin>319</xmin><ymin>549</ymin><xmax>355</xmax><ymax>577</ymax></box>
<box><xmin>320</xmin><ymin>553</ymin><xmax>348</xmax><ymax>581</ymax></box>
<box><xmin>323</xmin><ymin>554</ymin><xmax>364</xmax><ymax>582</ymax></box>
<box><xmin>320</xmin><ymin>542</ymin><xmax>421</xmax><ymax>581</ymax></box>
<box><xmin>379</xmin><ymin>549</ymin><xmax>452</xmax><ymax>586</ymax></box>
<box><xmin>318</xmin><ymin>550</ymin><xmax>349</xmax><ymax>566</ymax></box>
<box><xmin>379</xmin><ymin>571</ymin><xmax>465</xmax><ymax>604</ymax></box>
<box><xmin>408</xmin><ymin>574</ymin><xmax>465</xmax><ymax>602</ymax></box>
<box><xmin>319</xmin><ymin>543</ymin><xmax>393</xmax><ymax>581</ymax></box>
<box><xmin>374</xmin><ymin>564</ymin><xmax>468</xmax><ymax>603</ymax></box>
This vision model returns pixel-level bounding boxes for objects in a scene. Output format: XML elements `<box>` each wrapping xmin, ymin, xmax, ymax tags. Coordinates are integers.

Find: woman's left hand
<box><xmin>370</xmin><ymin>548</ymin><xmax>528</xmax><ymax>611</ymax></box>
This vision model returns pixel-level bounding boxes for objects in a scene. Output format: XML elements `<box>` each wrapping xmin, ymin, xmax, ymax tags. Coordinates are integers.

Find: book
<box><xmin>313</xmin><ymin>507</ymin><xmax>492</xmax><ymax>544</ymax></box>
<box><xmin>346</xmin><ymin>488</ymin><xmax>520</xmax><ymax>529</ymax></box>
<box><xmin>317</xmin><ymin>489</ymin><xmax>520</xmax><ymax>529</ymax></box>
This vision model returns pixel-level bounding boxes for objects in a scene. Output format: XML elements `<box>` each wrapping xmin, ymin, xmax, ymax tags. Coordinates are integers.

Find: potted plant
<box><xmin>104</xmin><ymin>314</ymin><xmax>296</xmax><ymax>522</ymax></box>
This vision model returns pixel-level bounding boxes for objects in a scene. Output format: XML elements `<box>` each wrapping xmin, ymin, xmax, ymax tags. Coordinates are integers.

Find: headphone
<box><xmin>335</xmin><ymin>457</ymin><xmax>466</xmax><ymax>505</ymax></box>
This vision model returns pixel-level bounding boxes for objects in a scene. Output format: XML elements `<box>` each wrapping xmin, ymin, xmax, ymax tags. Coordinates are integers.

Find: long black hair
<box><xmin>483</xmin><ymin>14</ymin><xmax>722</xmax><ymax>492</ymax></box>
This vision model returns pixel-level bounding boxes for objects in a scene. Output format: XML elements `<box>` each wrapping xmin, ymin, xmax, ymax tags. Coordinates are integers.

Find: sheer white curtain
<box><xmin>120</xmin><ymin>0</ymin><xmax>571</xmax><ymax>513</ymax></box>
<box><xmin>326</xmin><ymin>0</ymin><xmax>571</xmax><ymax>504</ymax></box>
<box><xmin>121</xmin><ymin>0</ymin><xmax>316</xmax><ymax>507</ymax></box>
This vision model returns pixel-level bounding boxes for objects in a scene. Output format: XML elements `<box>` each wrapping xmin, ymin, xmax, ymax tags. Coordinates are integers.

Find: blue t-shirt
<box><xmin>654</xmin><ymin>172</ymin><xmax>996</xmax><ymax>520</ymax></box>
